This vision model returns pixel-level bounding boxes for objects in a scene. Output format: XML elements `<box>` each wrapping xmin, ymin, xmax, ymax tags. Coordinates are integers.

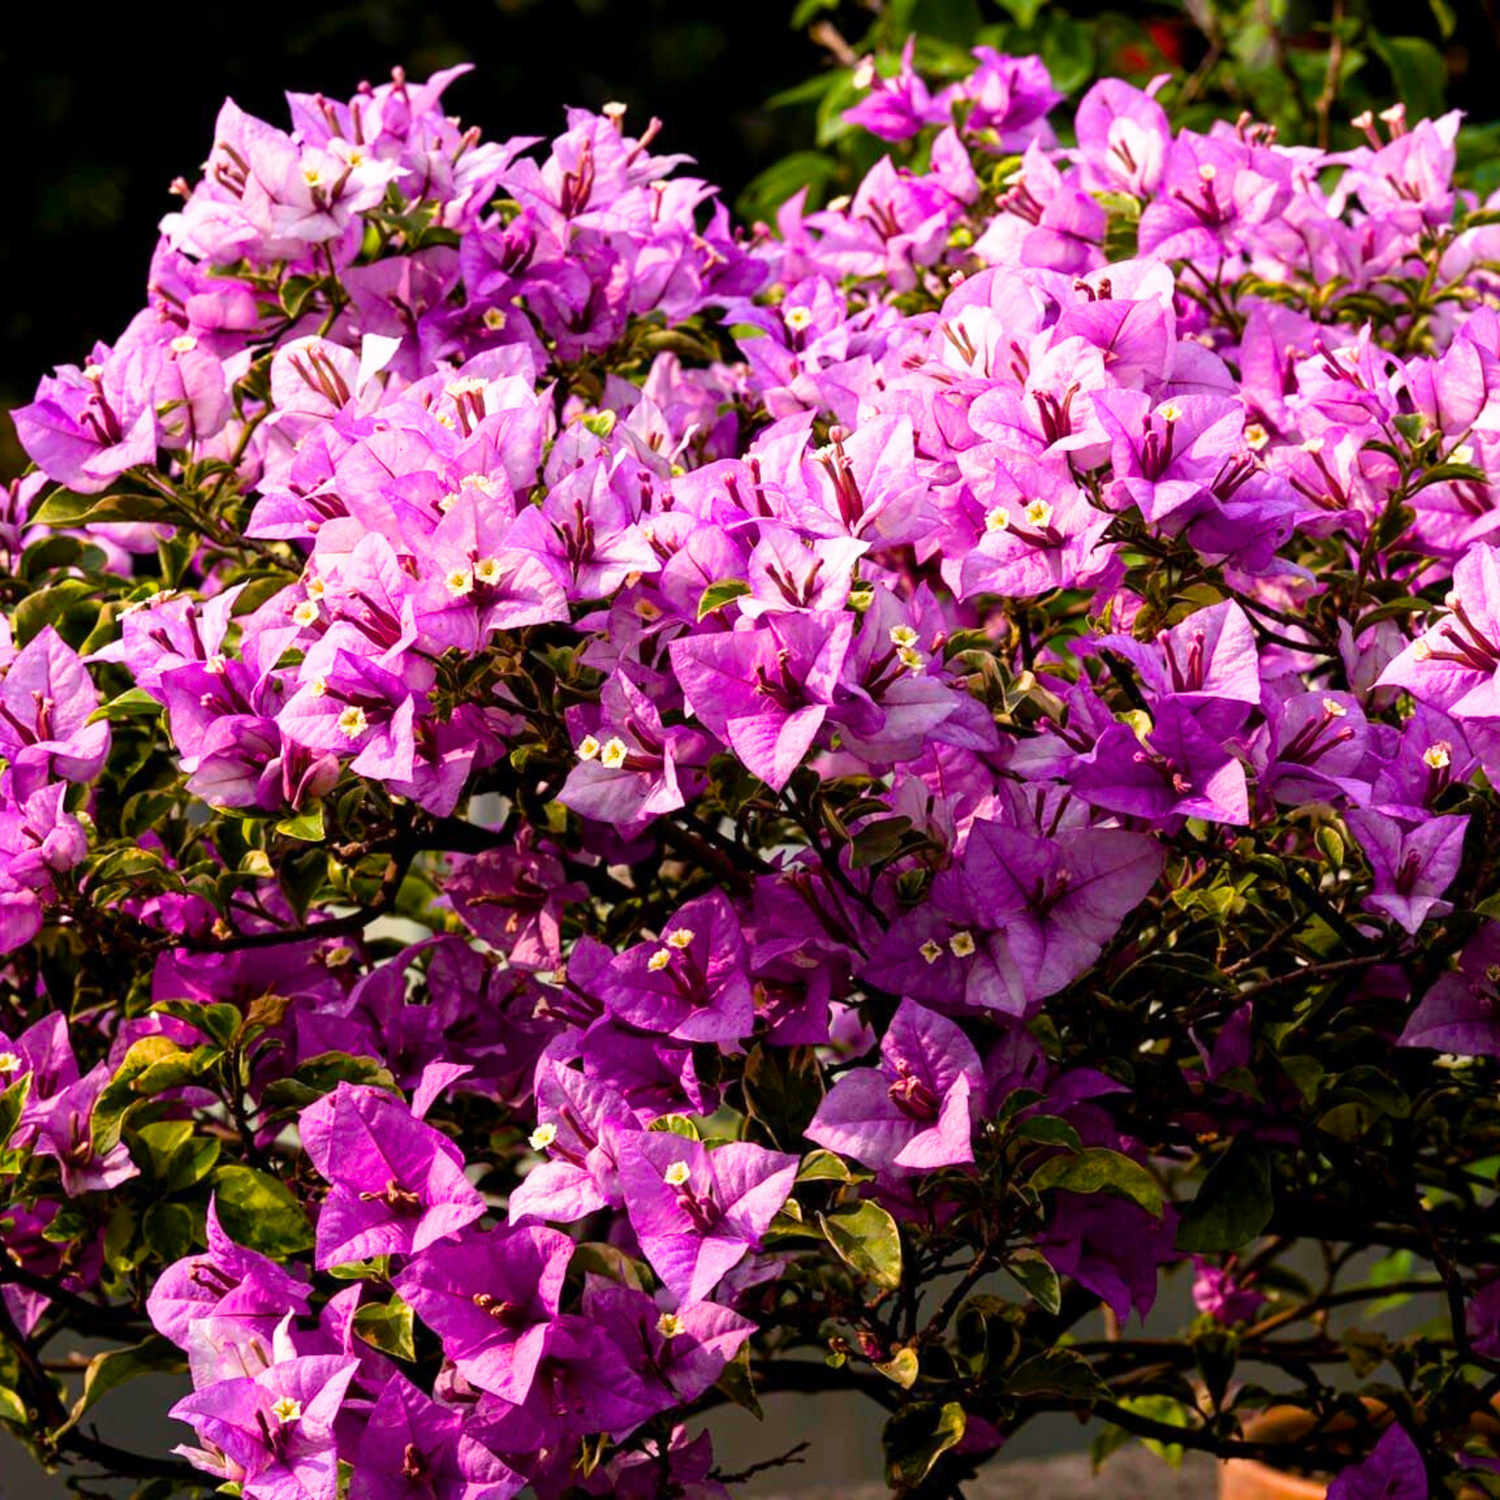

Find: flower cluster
<box><xmin>4</xmin><ymin>46</ymin><xmax>1500</xmax><ymax>1500</ymax></box>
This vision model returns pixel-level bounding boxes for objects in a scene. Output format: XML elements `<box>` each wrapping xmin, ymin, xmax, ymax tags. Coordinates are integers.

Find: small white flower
<box><xmin>889</xmin><ymin>625</ymin><xmax>919</xmax><ymax>648</ymax></box>
<box><xmin>656</xmin><ymin>1311</ymin><xmax>685</xmax><ymax>1338</ymax></box>
<box><xmin>1322</xmin><ymin>697</ymin><xmax>1348</xmax><ymax>718</ymax></box>
<box><xmin>271</xmin><ymin>1397</ymin><xmax>303</xmax><ymax>1424</ymax></box>
<box><xmin>292</xmin><ymin>600</ymin><xmax>320</xmax><ymax>627</ymax></box>
<box><xmin>948</xmin><ymin>930</ymin><xmax>976</xmax><ymax>958</ymax></box>
<box><xmin>784</xmin><ymin>306</ymin><xmax>814</xmax><ymax>332</ymax></box>
<box><xmin>1424</xmin><ymin>742</ymin><xmax>1452</xmax><ymax>770</ymax></box>
<box><xmin>0</xmin><ymin>1052</ymin><xmax>20</xmax><ymax>1075</ymax></box>
<box><xmin>529</xmin><ymin>1122</ymin><xmax>558</xmax><ymax>1151</ymax></box>
<box><xmin>919</xmin><ymin>940</ymin><xmax>943</xmax><ymax>965</ymax></box>
<box><xmin>445</xmin><ymin>567</ymin><xmax>474</xmax><ymax>598</ymax></box>
<box><xmin>337</xmin><ymin>705</ymin><xmax>369</xmax><ymax>740</ymax></box>
<box><xmin>665</xmin><ymin>928</ymin><xmax>695</xmax><ymax>949</ymax></box>
<box><xmin>600</xmin><ymin>737</ymin><xmax>629</xmax><ymax>770</ymax></box>
<box><xmin>577</xmin><ymin>735</ymin><xmax>602</xmax><ymax>761</ymax></box>
<box><xmin>1023</xmin><ymin>499</ymin><xmax>1054</xmax><ymax>529</ymax></box>
<box><xmin>169</xmin><ymin>334</ymin><xmax>199</xmax><ymax>354</ymax></box>
<box><xmin>984</xmin><ymin>506</ymin><xmax>1011</xmax><ymax>534</ymax></box>
<box><xmin>474</xmin><ymin>557</ymin><xmax>502</xmax><ymax>586</ymax></box>
<box><xmin>663</xmin><ymin>1160</ymin><xmax>691</xmax><ymax>1187</ymax></box>
<box><xmin>647</xmin><ymin>949</ymin><xmax>672</xmax><ymax>972</ymax></box>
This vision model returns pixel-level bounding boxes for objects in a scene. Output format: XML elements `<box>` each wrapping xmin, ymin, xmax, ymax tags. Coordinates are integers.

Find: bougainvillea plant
<box><xmin>8</xmin><ymin>41</ymin><xmax>1500</xmax><ymax>1500</ymax></box>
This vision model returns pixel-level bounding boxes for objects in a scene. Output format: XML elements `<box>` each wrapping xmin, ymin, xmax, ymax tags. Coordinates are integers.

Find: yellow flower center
<box><xmin>337</xmin><ymin>705</ymin><xmax>369</xmax><ymax>740</ymax></box>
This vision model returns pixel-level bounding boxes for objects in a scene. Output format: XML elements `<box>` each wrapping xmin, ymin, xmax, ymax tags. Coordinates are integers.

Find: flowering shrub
<box><xmin>7</xmin><ymin>44</ymin><xmax>1500</xmax><ymax>1500</ymax></box>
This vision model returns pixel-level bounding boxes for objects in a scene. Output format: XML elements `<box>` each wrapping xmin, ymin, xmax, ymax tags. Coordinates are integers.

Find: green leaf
<box><xmin>696</xmin><ymin>578</ymin><xmax>752</xmax><ymax>620</ymax></box>
<box><xmin>11</xmin><ymin>579</ymin><xmax>99</xmax><ymax>645</ymax></box>
<box><xmin>1040</xmin><ymin>12</ymin><xmax>1095</xmax><ymax>94</ymax></box>
<box><xmin>1003</xmin><ymin>1248</ymin><xmax>1062</xmax><ymax>1315</ymax></box>
<box><xmin>151</xmin><ymin>1000</ymin><xmax>243</xmax><ymax>1050</ymax></box>
<box><xmin>883</xmin><ymin>1401</ymin><xmax>966</xmax><ymax>1489</ymax></box>
<box><xmin>848</xmin><ymin>816</ymin><xmax>914</xmax><ymax>870</ymax></box>
<box><xmin>1030</xmin><ymin>1148</ymin><xmax>1162</xmax><ymax>1217</ymax></box>
<box><xmin>353</xmin><ymin>1295</ymin><xmax>416</xmax><ymax>1361</ymax></box>
<box><xmin>1118</xmin><ymin>1395</ymin><xmax>1192</xmax><ymax>1467</ymax></box>
<box><xmin>1315</xmin><ymin>825</ymin><xmax>1345</xmax><ymax>868</ymax></box>
<box><xmin>18</xmin><ymin>533</ymin><xmax>85</xmax><ymax>579</ymax></box>
<box><xmin>0</xmin><ymin>1072</ymin><xmax>33</xmax><ymax>1153</ymax></box>
<box><xmin>797</xmin><ymin>1148</ymin><xmax>871</xmax><ymax>1184</ymax></box>
<box><xmin>952</xmin><ymin>1295</ymin><xmax>1021</xmax><ymax>1375</ymax></box>
<box><xmin>874</xmin><ymin>1346</ymin><xmax>920</xmax><ymax>1388</ymax></box>
<box><xmin>714</xmin><ymin>1343</ymin><xmax>763</xmax><ymax>1420</ymax></box>
<box><xmin>995</xmin><ymin>0</ymin><xmax>1045</xmax><ymax>24</ymax></box>
<box><xmin>133</xmin><ymin>1120</ymin><xmax>221</xmax><ymax>1193</ymax></box>
<box><xmin>275</xmin><ymin>805</ymin><xmax>326</xmax><ymax>842</ymax></box>
<box><xmin>54</xmin><ymin>1337</ymin><xmax>185</xmax><ymax>1437</ymax></box>
<box><xmin>1003</xmin><ymin>1347</ymin><xmax>1109</xmax><ymax>1402</ymax></box>
<box><xmin>737</xmin><ymin>151</ymin><xmax>838</xmax><ymax>222</ymax></box>
<box><xmin>1372</xmin><ymin>34</ymin><xmax>1447</xmax><ymax>120</ymax></box>
<box><xmin>89</xmin><ymin>687</ymin><xmax>164</xmax><ymax>725</ymax></box>
<box><xmin>0</xmin><ymin>1386</ymin><xmax>26</xmax><ymax>1426</ymax></box>
<box><xmin>742</xmin><ymin>1044</ymin><xmax>824</xmax><ymax>1150</ymax></box>
<box><xmin>1012</xmin><ymin>1115</ymin><xmax>1083</xmax><ymax>1153</ymax></box>
<box><xmin>1176</xmin><ymin>1139</ymin><xmax>1275</xmax><ymax>1254</ymax></box>
<box><xmin>567</xmin><ymin>1242</ymin><xmax>649</xmax><ymax>1292</ymax></box>
<box><xmin>260</xmin><ymin>1052</ymin><xmax>396</xmax><ymax>1113</ymax></box>
<box><xmin>143</xmin><ymin>1201</ymin><xmax>200</xmax><ymax>1264</ymax></box>
<box><xmin>32</xmin><ymin>489</ymin><xmax>179</xmax><ymax>529</ymax></box>
<box><xmin>1364</xmin><ymin>1248</ymin><xmax>1418</xmax><ymax>1320</ymax></box>
<box><xmin>818</xmin><ymin>1200</ymin><xmax>903</xmax><ymax>1290</ymax></box>
<box><xmin>93</xmin><ymin>1038</ymin><xmax>220</xmax><ymax>1155</ymax></box>
<box><xmin>212</xmin><ymin>1165</ymin><xmax>314</xmax><ymax>1257</ymax></box>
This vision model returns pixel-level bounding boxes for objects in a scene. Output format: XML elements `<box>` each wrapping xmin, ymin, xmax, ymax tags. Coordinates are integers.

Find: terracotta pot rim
<box><xmin>1219</xmin><ymin>1402</ymin><xmax>1390</xmax><ymax>1500</ymax></box>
